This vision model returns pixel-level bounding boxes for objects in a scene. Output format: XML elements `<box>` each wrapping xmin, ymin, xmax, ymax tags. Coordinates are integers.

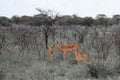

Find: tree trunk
<box><xmin>45</xmin><ymin>33</ymin><xmax>48</xmax><ymax>49</ymax></box>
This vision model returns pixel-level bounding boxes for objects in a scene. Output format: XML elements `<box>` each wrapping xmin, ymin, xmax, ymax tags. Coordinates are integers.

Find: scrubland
<box><xmin>0</xmin><ymin>25</ymin><xmax>120</xmax><ymax>80</ymax></box>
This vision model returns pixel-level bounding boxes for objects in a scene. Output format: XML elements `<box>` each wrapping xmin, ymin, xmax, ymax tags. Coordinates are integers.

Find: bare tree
<box><xmin>0</xmin><ymin>34</ymin><xmax>6</xmax><ymax>55</ymax></box>
<box><xmin>114</xmin><ymin>27</ymin><xmax>120</xmax><ymax>56</ymax></box>
<box><xmin>41</xmin><ymin>25</ymin><xmax>56</xmax><ymax>49</ymax></box>
<box><xmin>75</xmin><ymin>26</ymin><xmax>88</xmax><ymax>44</ymax></box>
<box><xmin>90</xmin><ymin>27</ymin><xmax>114</xmax><ymax>59</ymax></box>
<box><xmin>0</xmin><ymin>27</ymin><xmax>11</xmax><ymax>55</ymax></box>
<box><xmin>11</xmin><ymin>25</ymin><xmax>34</xmax><ymax>55</ymax></box>
<box><xmin>36</xmin><ymin>8</ymin><xmax>56</xmax><ymax>49</ymax></box>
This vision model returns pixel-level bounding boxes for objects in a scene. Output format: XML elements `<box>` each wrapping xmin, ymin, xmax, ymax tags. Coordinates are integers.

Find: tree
<box><xmin>20</xmin><ymin>15</ymin><xmax>33</xmax><ymax>25</ymax></box>
<box><xmin>0</xmin><ymin>17</ymin><xmax>11</xmax><ymax>26</ymax></box>
<box><xmin>114</xmin><ymin>27</ymin><xmax>120</xmax><ymax>56</ymax></box>
<box><xmin>112</xmin><ymin>14</ymin><xmax>120</xmax><ymax>25</ymax></box>
<box><xmin>90</xmin><ymin>27</ymin><xmax>114</xmax><ymax>59</ymax></box>
<box><xmin>11</xmin><ymin>16</ymin><xmax>21</xmax><ymax>24</ymax></box>
<box><xmin>72</xmin><ymin>14</ymin><xmax>83</xmax><ymax>25</ymax></box>
<box><xmin>95</xmin><ymin>14</ymin><xmax>108</xmax><ymax>26</ymax></box>
<box><xmin>36</xmin><ymin>8</ymin><xmax>56</xmax><ymax>49</ymax></box>
<box><xmin>54</xmin><ymin>15</ymin><xmax>73</xmax><ymax>25</ymax></box>
<box><xmin>82</xmin><ymin>17</ymin><xmax>95</xmax><ymax>26</ymax></box>
<box><xmin>11</xmin><ymin>25</ymin><xmax>34</xmax><ymax>56</ymax></box>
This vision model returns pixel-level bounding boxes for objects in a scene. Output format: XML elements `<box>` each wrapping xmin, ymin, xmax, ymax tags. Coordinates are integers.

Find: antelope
<box><xmin>74</xmin><ymin>50</ymin><xmax>88</xmax><ymax>64</ymax></box>
<box><xmin>53</xmin><ymin>41</ymin><xmax>79</xmax><ymax>60</ymax></box>
<box><xmin>48</xmin><ymin>46</ymin><xmax>54</xmax><ymax>61</ymax></box>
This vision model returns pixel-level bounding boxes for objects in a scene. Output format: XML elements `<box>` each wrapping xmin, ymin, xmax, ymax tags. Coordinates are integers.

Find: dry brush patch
<box><xmin>0</xmin><ymin>25</ymin><xmax>120</xmax><ymax>80</ymax></box>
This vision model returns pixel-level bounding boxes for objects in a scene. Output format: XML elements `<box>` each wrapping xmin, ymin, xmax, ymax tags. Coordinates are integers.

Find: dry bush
<box><xmin>0</xmin><ymin>27</ymin><xmax>10</xmax><ymax>55</ymax></box>
<box><xmin>80</xmin><ymin>26</ymin><xmax>117</xmax><ymax>79</ymax></box>
<box><xmin>89</xmin><ymin>27</ymin><xmax>114</xmax><ymax>60</ymax></box>
<box><xmin>0</xmin><ymin>69</ymin><xmax>5</xmax><ymax>80</ymax></box>
<box><xmin>114</xmin><ymin>27</ymin><xmax>120</xmax><ymax>56</ymax></box>
<box><xmin>113</xmin><ymin>27</ymin><xmax>120</xmax><ymax>74</ymax></box>
<box><xmin>10</xmin><ymin>25</ymin><xmax>38</xmax><ymax>55</ymax></box>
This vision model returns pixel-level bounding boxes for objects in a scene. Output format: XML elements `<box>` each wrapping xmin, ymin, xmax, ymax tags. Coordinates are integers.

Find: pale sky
<box><xmin>0</xmin><ymin>0</ymin><xmax>120</xmax><ymax>18</ymax></box>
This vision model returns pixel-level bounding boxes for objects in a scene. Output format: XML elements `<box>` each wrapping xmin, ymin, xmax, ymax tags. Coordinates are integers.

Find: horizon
<box><xmin>0</xmin><ymin>0</ymin><xmax>120</xmax><ymax>18</ymax></box>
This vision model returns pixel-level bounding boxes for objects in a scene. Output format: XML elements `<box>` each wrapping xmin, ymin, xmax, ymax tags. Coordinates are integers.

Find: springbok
<box><xmin>74</xmin><ymin>50</ymin><xmax>88</xmax><ymax>64</ymax></box>
<box><xmin>48</xmin><ymin>46</ymin><xmax>54</xmax><ymax>61</ymax></box>
<box><xmin>53</xmin><ymin>41</ymin><xmax>79</xmax><ymax>60</ymax></box>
